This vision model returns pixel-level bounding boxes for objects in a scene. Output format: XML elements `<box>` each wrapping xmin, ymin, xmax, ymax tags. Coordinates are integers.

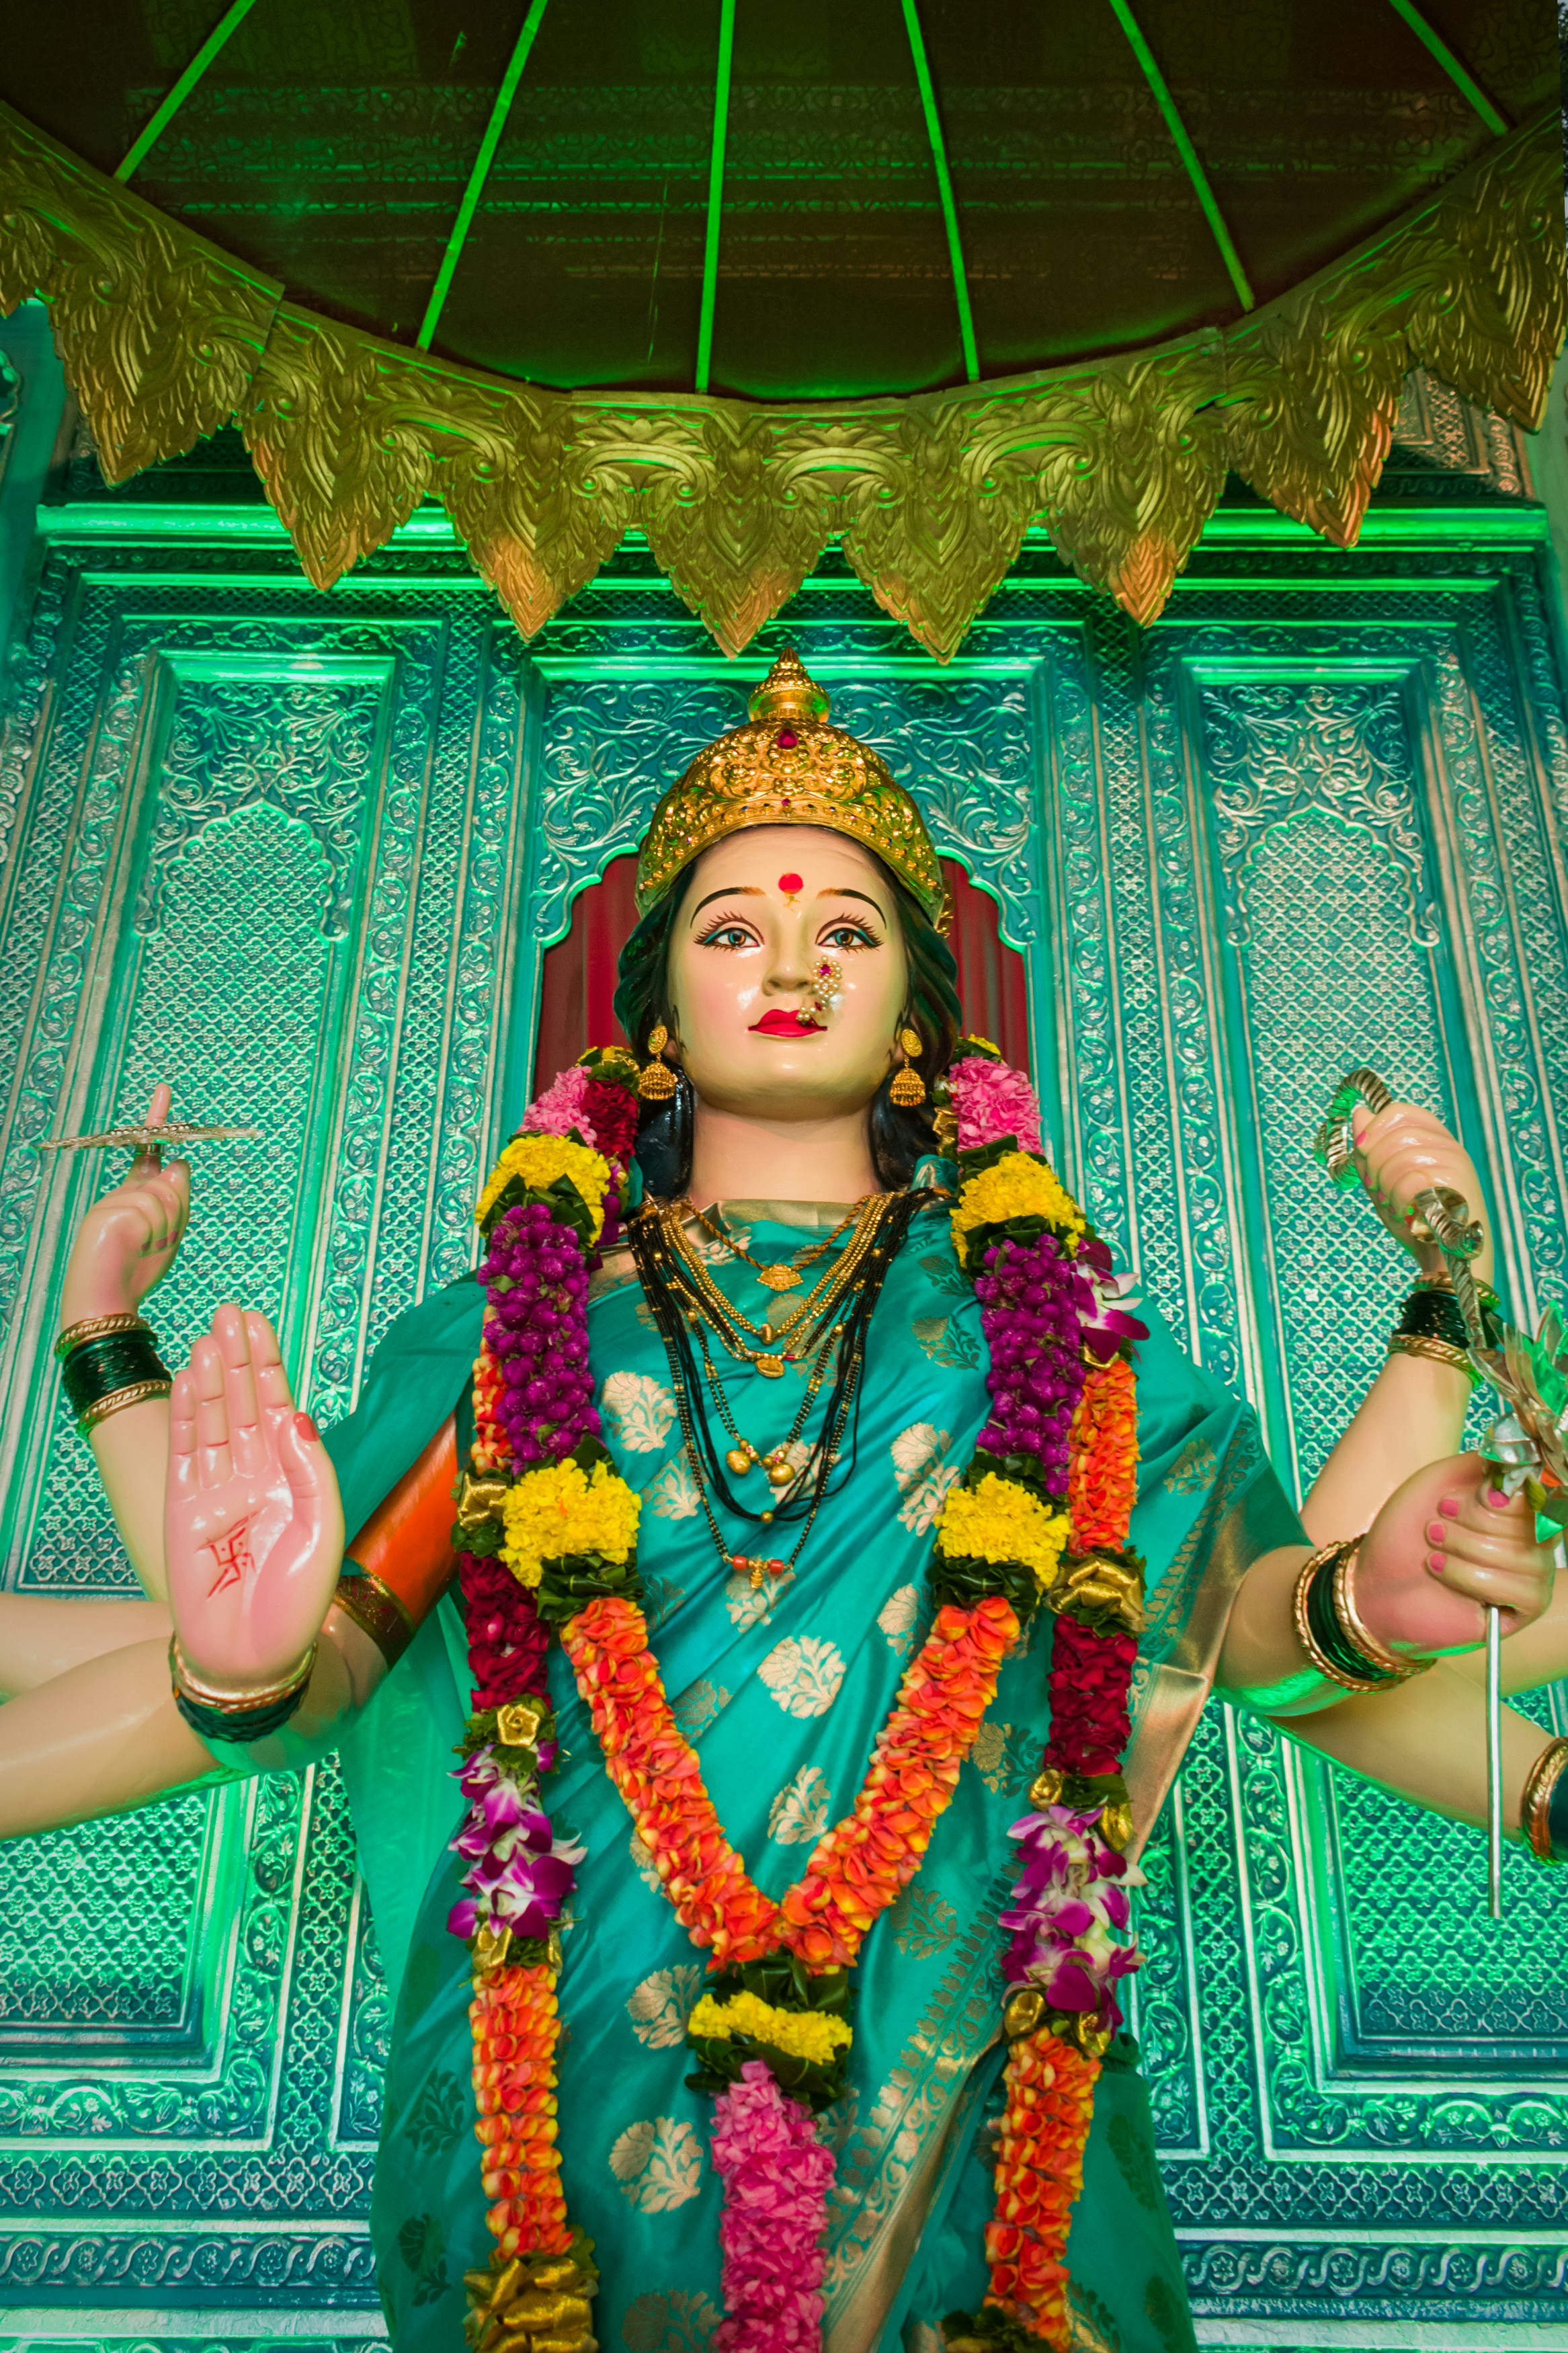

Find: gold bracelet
<box><xmin>1387</xmin><ymin>1332</ymin><xmax>1476</xmax><ymax>1378</ymax></box>
<box><xmin>1520</xmin><ymin>1735</ymin><xmax>1568</xmax><ymax>1863</ymax></box>
<box><xmin>1334</xmin><ymin>1539</ymin><xmax>1432</xmax><ymax>1684</ymax></box>
<box><xmin>169</xmin><ymin>1634</ymin><xmax>317</xmax><ymax>1714</ymax></box>
<box><xmin>1291</xmin><ymin>1541</ymin><xmax>1386</xmax><ymax>1692</ymax></box>
<box><xmin>79</xmin><ymin>1377</ymin><xmax>172</xmax><ymax>1431</ymax></box>
<box><xmin>54</xmin><ymin>1310</ymin><xmax>151</xmax><ymax>1359</ymax></box>
<box><xmin>330</xmin><ymin>1564</ymin><xmax>415</xmax><ymax>1669</ymax></box>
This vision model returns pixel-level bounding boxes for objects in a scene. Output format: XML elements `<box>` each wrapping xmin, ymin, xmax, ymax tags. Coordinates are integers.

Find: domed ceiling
<box><xmin>0</xmin><ymin>0</ymin><xmax>1560</xmax><ymax>650</ymax></box>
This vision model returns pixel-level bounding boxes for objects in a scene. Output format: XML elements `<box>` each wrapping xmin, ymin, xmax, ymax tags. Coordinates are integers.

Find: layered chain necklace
<box><xmin>662</xmin><ymin>1193</ymin><xmax>897</xmax><ymax>1378</ymax></box>
<box><xmin>628</xmin><ymin>1193</ymin><xmax>919</xmax><ymax>1585</ymax></box>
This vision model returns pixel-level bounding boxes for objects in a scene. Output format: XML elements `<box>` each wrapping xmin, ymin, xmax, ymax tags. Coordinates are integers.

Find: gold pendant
<box><xmin>764</xmin><ymin>1451</ymin><xmax>796</xmax><ymax>1487</ymax></box>
<box><xmin>755</xmin><ymin>1355</ymin><xmax>785</xmax><ymax>1378</ymax></box>
<box><xmin>726</xmin><ymin>1445</ymin><xmax>753</xmax><ymax>1475</ymax></box>
<box><xmin>757</xmin><ymin>1265</ymin><xmax>802</xmax><ymax>1291</ymax></box>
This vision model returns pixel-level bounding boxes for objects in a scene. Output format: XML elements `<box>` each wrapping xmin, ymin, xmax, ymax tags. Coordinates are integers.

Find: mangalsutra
<box><xmin>692</xmin><ymin>1318</ymin><xmax>842</xmax><ymax>1488</ymax></box>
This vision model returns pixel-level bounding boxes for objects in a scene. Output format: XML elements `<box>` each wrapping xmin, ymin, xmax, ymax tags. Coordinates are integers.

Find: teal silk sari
<box><xmin>326</xmin><ymin>1196</ymin><xmax>1303</xmax><ymax>2353</ymax></box>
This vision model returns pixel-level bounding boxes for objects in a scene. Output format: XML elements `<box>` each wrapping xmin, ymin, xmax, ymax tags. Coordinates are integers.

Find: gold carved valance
<box><xmin>0</xmin><ymin>100</ymin><xmax>1561</xmax><ymax>658</ymax></box>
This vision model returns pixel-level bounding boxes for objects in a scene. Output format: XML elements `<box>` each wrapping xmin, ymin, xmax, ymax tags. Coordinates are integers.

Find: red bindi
<box><xmin>778</xmin><ymin>872</ymin><xmax>803</xmax><ymax>895</ymax></box>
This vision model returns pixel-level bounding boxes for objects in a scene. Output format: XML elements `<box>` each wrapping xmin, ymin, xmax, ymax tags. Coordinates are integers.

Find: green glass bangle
<box><xmin>1396</xmin><ymin>1287</ymin><xmax>1471</xmax><ymax>1351</ymax></box>
<box><xmin>1304</xmin><ymin>1552</ymin><xmax>1399</xmax><ymax>1687</ymax></box>
<box><xmin>60</xmin><ymin>1330</ymin><xmax>173</xmax><ymax>1423</ymax></box>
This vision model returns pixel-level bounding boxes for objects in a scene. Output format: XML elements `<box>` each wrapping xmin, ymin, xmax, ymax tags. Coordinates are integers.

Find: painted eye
<box><xmin>698</xmin><ymin>922</ymin><xmax>757</xmax><ymax>950</ymax></box>
<box><xmin>821</xmin><ymin>922</ymin><xmax>876</xmax><ymax>949</ymax></box>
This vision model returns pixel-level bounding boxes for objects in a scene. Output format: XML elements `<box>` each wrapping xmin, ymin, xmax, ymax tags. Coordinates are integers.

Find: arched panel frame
<box><xmin>497</xmin><ymin>649</ymin><xmax>1065</xmax><ymax>1154</ymax></box>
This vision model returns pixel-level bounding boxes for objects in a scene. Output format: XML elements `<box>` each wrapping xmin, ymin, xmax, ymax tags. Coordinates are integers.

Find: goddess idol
<box><xmin>6</xmin><ymin>653</ymin><xmax>1563</xmax><ymax>2353</ymax></box>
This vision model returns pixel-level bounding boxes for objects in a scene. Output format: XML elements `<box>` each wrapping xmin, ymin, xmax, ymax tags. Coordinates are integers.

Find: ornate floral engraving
<box><xmin>1196</xmin><ymin>678</ymin><xmax>1439</xmax><ymax>948</ymax></box>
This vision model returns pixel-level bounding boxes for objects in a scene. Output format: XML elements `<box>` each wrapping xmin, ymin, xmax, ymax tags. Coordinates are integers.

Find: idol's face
<box><xmin>667</xmin><ymin>827</ymin><xmax>909</xmax><ymax>1121</ymax></box>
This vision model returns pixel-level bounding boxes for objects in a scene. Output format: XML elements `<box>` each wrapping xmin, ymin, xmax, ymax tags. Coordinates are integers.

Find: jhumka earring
<box><xmin>638</xmin><ymin>1022</ymin><xmax>679</xmax><ymax>1101</ymax></box>
<box><xmin>889</xmin><ymin>1025</ymin><xmax>926</xmax><ymax>1107</ymax></box>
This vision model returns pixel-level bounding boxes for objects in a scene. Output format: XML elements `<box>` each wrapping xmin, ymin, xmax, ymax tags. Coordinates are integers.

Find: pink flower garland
<box><xmin>710</xmin><ymin>2062</ymin><xmax>835</xmax><ymax>2353</ymax></box>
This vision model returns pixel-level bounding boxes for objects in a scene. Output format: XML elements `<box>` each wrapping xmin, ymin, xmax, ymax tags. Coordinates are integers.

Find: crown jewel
<box><xmin>634</xmin><ymin>649</ymin><xmax>948</xmax><ymax>930</ymax></box>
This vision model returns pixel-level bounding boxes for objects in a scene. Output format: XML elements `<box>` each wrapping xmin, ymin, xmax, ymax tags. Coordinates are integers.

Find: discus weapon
<box><xmin>1315</xmin><ymin>1066</ymin><xmax>1568</xmax><ymax>1919</ymax></box>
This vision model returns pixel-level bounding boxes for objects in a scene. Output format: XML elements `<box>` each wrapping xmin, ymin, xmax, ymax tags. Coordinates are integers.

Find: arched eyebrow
<box><xmin>817</xmin><ymin>888</ymin><xmax>887</xmax><ymax>918</ymax></box>
<box><xmin>690</xmin><ymin>886</ymin><xmax>765</xmax><ymax>924</ymax></box>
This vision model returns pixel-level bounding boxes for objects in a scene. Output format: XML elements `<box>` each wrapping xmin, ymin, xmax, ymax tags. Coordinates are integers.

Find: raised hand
<box><xmin>1350</xmin><ymin>1097</ymin><xmax>1495</xmax><ymax>1287</ymax></box>
<box><xmin>60</xmin><ymin>1082</ymin><xmax>192</xmax><ymax>1324</ymax></box>
<box><xmin>1356</xmin><ymin>1452</ymin><xmax>1557</xmax><ymax>1659</ymax></box>
<box><xmin>165</xmin><ymin>1304</ymin><xmax>343</xmax><ymax>1691</ymax></box>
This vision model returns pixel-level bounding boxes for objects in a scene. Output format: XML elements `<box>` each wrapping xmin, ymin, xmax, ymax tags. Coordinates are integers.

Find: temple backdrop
<box><xmin>0</xmin><ymin>325</ymin><xmax>1565</xmax><ymax>2351</ymax></box>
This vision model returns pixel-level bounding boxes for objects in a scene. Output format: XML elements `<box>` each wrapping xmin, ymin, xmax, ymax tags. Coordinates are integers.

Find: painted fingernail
<box><xmin>1484</xmin><ymin>1487</ymin><xmax>1509</xmax><ymax>1511</ymax></box>
<box><xmin>1439</xmin><ymin>1496</ymin><xmax>1461</xmax><ymax>1519</ymax></box>
<box><xmin>294</xmin><ymin>1412</ymin><xmax>321</xmax><ymax>1443</ymax></box>
<box><xmin>1426</xmin><ymin>1520</ymin><xmax>1447</xmax><ymax>1546</ymax></box>
<box><xmin>1425</xmin><ymin>1552</ymin><xmax>1445</xmax><ymax>1575</ymax></box>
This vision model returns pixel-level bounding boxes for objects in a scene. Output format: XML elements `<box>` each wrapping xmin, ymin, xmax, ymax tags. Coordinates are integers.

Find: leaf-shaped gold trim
<box><xmin>1</xmin><ymin>102</ymin><xmax>1559</xmax><ymax>655</ymax></box>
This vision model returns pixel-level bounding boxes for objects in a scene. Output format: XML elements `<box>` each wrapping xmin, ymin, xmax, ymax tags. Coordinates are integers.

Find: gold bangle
<box><xmin>1334</xmin><ymin>1539</ymin><xmax>1432</xmax><ymax>1684</ymax></box>
<box><xmin>169</xmin><ymin>1634</ymin><xmax>317</xmax><ymax>1714</ymax></box>
<box><xmin>330</xmin><ymin>1564</ymin><xmax>415</xmax><ymax>1669</ymax></box>
<box><xmin>79</xmin><ymin>1377</ymin><xmax>172</xmax><ymax>1431</ymax></box>
<box><xmin>1291</xmin><ymin>1541</ymin><xmax>1385</xmax><ymax>1693</ymax></box>
<box><xmin>1387</xmin><ymin>1332</ymin><xmax>1476</xmax><ymax>1378</ymax></box>
<box><xmin>55</xmin><ymin>1310</ymin><xmax>151</xmax><ymax>1359</ymax></box>
<box><xmin>1520</xmin><ymin>1735</ymin><xmax>1568</xmax><ymax>1863</ymax></box>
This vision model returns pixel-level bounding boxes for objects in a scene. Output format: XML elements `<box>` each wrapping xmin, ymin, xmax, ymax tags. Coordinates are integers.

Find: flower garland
<box><xmin>447</xmin><ymin>1037</ymin><xmax>1147</xmax><ymax>2353</ymax></box>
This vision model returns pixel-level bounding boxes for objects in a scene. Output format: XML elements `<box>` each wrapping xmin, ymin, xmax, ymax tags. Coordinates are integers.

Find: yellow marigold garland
<box><xmin>936</xmin><ymin>1473</ymin><xmax>1072</xmax><ymax>1596</ymax></box>
<box><xmin>499</xmin><ymin>1458</ymin><xmax>641</xmax><ymax>1590</ymax></box>
<box><xmin>949</xmin><ymin>1150</ymin><xmax>1087</xmax><ymax>1254</ymax></box>
<box><xmin>688</xmin><ymin>1990</ymin><xmax>854</xmax><ymax>2067</ymax></box>
<box><xmin>475</xmin><ymin>1132</ymin><xmax>612</xmax><ymax>1238</ymax></box>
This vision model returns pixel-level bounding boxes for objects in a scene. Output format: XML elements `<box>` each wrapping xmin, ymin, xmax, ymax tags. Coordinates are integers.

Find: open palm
<box><xmin>165</xmin><ymin>1304</ymin><xmax>343</xmax><ymax>1690</ymax></box>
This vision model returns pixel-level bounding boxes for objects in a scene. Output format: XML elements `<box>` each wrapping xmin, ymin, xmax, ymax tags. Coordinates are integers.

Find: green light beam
<box><xmin>695</xmin><ymin>0</ymin><xmax>737</xmax><ymax>395</ymax></box>
<box><xmin>114</xmin><ymin>0</ymin><xmax>262</xmax><ymax>182</ymax></box>
<box><xmin>901</xmin><ymin>0</ymin><xmax>979</xmax><ymax>382</ymax></box>
<box><xmin>1382</xmin><ymin>0</ymin><xmax>1509</xmax><ymax>135</ymax></box>
<box><xmin>1102</xmin><ymin>0</ymin><xmax>1254</xmax><ymax>313</ymax></box>
<box><xmin>416</xmin><ymin>0</ymin><xmax>552</xmax><ymax>352</ymax></box>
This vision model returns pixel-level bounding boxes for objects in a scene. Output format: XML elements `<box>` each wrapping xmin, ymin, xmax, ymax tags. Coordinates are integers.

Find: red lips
<box><xmin>749</xmin><ymin>1009</ymin><xmax>824</xmax><ymax>1037</ymax></box>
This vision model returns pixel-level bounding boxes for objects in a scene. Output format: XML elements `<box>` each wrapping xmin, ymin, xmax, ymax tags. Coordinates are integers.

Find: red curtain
<box><xmin>532</xmin><ymin>854</ymin><xmax>1029</xmax><ymax>1091</ymax></box>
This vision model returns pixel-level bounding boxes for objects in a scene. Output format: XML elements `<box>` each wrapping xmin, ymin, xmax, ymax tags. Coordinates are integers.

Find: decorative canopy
<box><xmin>0</xmin><ymin>1</ymin><xmax>1560</xmax><ymax>655</ymax></box>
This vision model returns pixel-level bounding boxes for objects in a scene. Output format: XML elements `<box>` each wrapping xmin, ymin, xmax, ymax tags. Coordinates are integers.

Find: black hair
<box><xmin>612</xmin><ymin>848</ymin><xmax>962</xmax><ymax>1197</ymax></box>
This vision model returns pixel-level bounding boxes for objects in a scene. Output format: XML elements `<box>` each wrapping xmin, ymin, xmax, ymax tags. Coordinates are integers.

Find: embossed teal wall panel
<box><xmin>0</xmin><ymin>371</ymin><xmax>1562</xmax><ymax>2345</ymax></box>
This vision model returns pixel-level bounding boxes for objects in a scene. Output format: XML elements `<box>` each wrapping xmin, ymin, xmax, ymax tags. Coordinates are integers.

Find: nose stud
<box><xmin>805</xmin><ymin>953</ymin><xmax>841</xmax><ymax>1021</ymax></box>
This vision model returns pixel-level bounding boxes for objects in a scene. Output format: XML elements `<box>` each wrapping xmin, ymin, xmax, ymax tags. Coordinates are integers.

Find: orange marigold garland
<box><xmin>452</xmin><ymin>1042</ymin><xmax>1149</xmax><ymax>2352</ymax></box>
<box><xmin>977</xmin><ymin>2030</ymin><xmax>1102</xmax><ymax>2347</ymax></box>
<box><xmin>559</xmin><ymin>1591</ymin><xmax>1020</xmax><ymax>1975</ymax></box>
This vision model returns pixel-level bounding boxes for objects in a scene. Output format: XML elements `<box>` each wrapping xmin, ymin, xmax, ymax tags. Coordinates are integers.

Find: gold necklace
<box><xmin>686</xmin><ymin>1199</ymin><xmax>862</xmax><ymax>1292</ymax></box>
<box><xmin>659</xmin><ymin>1196</ymin><xmax>891</xmax><ymax>1375</ymax></box>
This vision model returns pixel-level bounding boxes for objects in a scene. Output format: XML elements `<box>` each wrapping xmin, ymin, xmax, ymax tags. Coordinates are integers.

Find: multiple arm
<box><xmin>4</xmin><ymin>1086</ymin><xmax>1565</xmax><ymax>1853</ymax></box>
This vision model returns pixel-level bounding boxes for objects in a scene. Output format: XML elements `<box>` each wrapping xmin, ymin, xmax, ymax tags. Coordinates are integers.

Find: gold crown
<box><xmin>634</xmin><ymin>649</ymin><xmax>948</xmax><ymax>930</ymax></box>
